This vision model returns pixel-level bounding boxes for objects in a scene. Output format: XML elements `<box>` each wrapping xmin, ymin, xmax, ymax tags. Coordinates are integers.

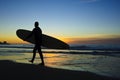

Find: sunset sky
<box><xmin>0</xmin><ymin>0</ymin><xmax>120</xmax><ymax>45</ymax></box>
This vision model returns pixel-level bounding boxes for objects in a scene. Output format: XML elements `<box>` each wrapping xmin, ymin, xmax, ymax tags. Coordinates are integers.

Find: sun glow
<box><xmin>1</xmin><ymin>33</ymin><xmax>120</xmax><ymax>45</ymax></box>
<box><xmin>0</xmin><ymin>35</ymin><xmax>27</xmax><ymax>44</ymax></box>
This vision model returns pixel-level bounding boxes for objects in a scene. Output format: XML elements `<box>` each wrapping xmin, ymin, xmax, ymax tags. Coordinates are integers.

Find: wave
<box><xmin>0</xmin><ymin>44</ymin><xmax>120</xmax><ymax>57</ymax></box>
<box><xmin>0</xmin><ymin>44</ymin><xmax>34</xmax><ymax>49</ymax></box>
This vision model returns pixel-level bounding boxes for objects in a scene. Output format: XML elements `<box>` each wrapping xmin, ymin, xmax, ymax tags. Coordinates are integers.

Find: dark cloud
<box><xmin>69</xmin><ymin>37</ymin><xmax>120</xmax><ymax>45</ymax></box>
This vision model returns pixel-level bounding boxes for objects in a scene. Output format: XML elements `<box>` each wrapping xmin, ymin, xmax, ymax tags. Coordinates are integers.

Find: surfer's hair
<box><xmin>35</xmin><ymin>21</ymin><xmax>39</xmax><ymax>27</ymax></box>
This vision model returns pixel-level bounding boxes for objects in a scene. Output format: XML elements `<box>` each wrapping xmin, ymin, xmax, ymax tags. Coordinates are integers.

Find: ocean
<box><xmin>0</xmin><ymin>44</ymin><xmax>120</xmax><ymax>79</ymax></box>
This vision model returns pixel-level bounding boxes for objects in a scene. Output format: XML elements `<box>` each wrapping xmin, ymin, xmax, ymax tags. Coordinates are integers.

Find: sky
<box><xmin>0</xmin><ymin>0</ymin><xmax>120</xmax><ymax>45</ymax></box>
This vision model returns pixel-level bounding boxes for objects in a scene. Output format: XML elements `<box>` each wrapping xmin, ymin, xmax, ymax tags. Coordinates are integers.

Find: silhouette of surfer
<box><xmin>25</xmin><ymin>21</ymin><xmax>44</xmax><ymax>66</ymax></box>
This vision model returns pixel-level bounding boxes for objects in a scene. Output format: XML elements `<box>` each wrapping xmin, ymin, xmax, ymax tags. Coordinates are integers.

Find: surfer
<box><xmin>25</xmin><ymin>21</ymin><xmax>44</xmax><ymax>66</ymax></box>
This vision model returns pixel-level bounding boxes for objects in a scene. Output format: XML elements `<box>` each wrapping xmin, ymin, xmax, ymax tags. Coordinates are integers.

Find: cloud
<box><xmin>68</xmin><ymin>37</ymin><xmax>120</xmax><ymax>45</ymax></box>
<box><xmin>79</xmin><ymin>0</ymin><xmax>100</xmax><ymax>3</ymax></box>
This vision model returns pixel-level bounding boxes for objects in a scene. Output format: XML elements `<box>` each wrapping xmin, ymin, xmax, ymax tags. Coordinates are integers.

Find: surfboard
<box><xmin>16</xmin><ymin>29</ymin><xmax>69</xmax><ymax>49</ymax></box>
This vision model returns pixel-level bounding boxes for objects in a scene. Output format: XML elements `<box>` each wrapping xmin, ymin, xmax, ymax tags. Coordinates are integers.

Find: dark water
<box><xmin>0</xmin><ymin>44</ymin><xmax>120</xmax><ymax>78</ymax></box>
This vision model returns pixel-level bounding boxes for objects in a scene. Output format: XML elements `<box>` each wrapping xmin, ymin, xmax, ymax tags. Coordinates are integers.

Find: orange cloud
<box><xmin>65</xmin><ymin>35</ymin><xmax>120</xmax><ymax>45</ymax></box>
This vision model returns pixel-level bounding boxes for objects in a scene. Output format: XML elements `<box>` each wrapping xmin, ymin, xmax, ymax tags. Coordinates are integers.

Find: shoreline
<box><xmin>0</xmin><ymin>60</ymin><xmax>119</xmax><ymax>80</ymax></box>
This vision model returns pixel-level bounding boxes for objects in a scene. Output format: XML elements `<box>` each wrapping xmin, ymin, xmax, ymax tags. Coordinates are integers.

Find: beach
<box><xmin>0</xmin><ymin>60</ymin><xmax>119</xmax><ymax>80</ymax></box>
<box><xmin>0</xmin><ymin>44</ymin><xmax>120</xmax><ymax>80</ymax></box>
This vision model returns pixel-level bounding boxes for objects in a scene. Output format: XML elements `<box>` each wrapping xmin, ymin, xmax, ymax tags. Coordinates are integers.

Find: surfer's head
<box><xmin>34</xmin><ymin>21</ymin><xmax>39</xmax><ymax>27</ymax></box>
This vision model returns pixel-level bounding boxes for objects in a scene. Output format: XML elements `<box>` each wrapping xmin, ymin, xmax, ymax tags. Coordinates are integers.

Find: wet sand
<box><xmin>0</xmin><ymin>60</ymin><xmax>119</xmax><ymax>80</ymax></box>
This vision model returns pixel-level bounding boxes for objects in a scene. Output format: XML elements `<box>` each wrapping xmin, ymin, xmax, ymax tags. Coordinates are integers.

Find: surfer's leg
<box><xmin>29</xmin><ymin>46</ymin><xmax>37</xmax><ymax>63</ymax></box>
<box><xmin>38</xmin><ymin>46</ymin><xmax>44</xmax><ymax>65</ymax></box>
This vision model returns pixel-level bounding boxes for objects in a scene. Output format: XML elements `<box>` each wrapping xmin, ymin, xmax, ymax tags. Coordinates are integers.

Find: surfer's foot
<box><xmin>41</xmin><ymin>62</ymin><xmax>45</xmax><ymax>66</ymax></box>
<box><xmin>38</xmin><ymin>63</ymin><xmax>45</xmax><ymax>66</ymax></box>
<box><xmin>29</xmin><ymin>60</ymin><xmax>33</xmax><ymax>63</ymax></box>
